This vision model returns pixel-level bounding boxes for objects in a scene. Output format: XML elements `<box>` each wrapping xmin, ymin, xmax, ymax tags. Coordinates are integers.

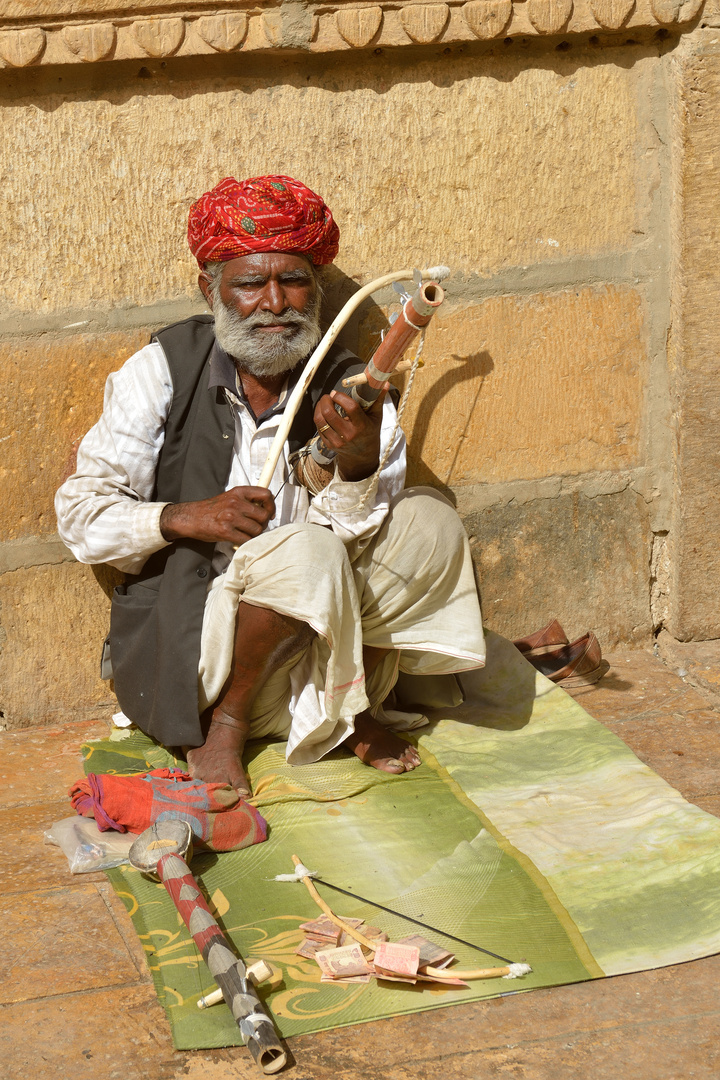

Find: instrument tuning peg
<box><xmin>392</xmin><ymin>281</ymin><xmax>410</xmax><ymax>296</ymax></box>
<box><xmin>388</xmin><ymin>312</ymin><xmax>399</xmax><ymax>325</ymax></box>
<box><xmin>413</xmin><ymin>268</ymin><xmax>423</xmax><ymax>286</ymax></box>
<box><xmin>380</xmin><ymin>328</ymin><xmax>387</xmax><ymax>342</ymax></box>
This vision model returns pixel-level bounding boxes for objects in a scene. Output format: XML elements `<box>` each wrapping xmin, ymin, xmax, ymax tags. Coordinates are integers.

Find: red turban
<box><xmin>187</xmin><ymin>175</ymin><xmax>340</xmax><ymax>267</ymax></box>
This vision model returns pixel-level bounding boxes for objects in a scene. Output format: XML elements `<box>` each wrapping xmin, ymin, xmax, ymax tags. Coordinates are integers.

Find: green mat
<box><xmin>83</xmin><ymin>632</ymin><xmax>720</xmax><ymax>1049</ymax></box>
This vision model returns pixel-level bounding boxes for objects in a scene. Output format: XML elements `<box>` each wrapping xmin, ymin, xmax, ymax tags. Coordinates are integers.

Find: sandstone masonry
<box><xmin>0</xmin><ymin>1</ymin><xmax>717</xmax><ymax>727</ymax></box>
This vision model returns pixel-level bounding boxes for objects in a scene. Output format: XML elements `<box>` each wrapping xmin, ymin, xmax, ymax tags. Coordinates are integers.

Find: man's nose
<box><xmin>259</xmin><ymin>279</ymin><xmax>288</xmax><ymax>315</ymax></box>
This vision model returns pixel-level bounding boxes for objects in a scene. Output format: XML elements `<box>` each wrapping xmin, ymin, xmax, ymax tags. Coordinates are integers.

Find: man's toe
<box><xmin>401</xmin><ymin>747</ymin><xmax>421</xmax><ymax>767</ymax></box>
<box><xmin>230</xmin><ymin>772</ymin><xmax>251</xmax><ymax>796</ymax></box>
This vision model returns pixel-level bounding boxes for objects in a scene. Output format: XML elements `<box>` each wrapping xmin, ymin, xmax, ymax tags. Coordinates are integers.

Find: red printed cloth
<box><xmin>187</xmin><ymin>175</ymin><xmax>340</xmax><ymax>267</ymax></box>
<box><xmin>69</xmin><ymin>768</ymin><xmax>267</xmax><ymax>852</ymax></box>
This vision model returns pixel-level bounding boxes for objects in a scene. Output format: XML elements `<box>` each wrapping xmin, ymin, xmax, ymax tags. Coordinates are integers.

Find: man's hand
<box><xmin>313</xmin><ymin>389</ymin><xmax>385</xmax><ymax>483</ymax></box>
<box><xmin>160</xmin><ymin>487</ymin><xmax>275</xmax><ymax>545</ymax></box>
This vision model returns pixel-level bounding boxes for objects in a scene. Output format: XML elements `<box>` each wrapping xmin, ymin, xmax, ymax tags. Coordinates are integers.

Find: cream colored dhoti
<box><xmin>198</xmin><ymin>487</ymin><xmax>485</xmax><ymax>765</ymax></box>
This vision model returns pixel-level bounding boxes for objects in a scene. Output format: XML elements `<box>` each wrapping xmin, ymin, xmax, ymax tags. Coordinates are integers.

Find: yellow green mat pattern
<box><xmin>83</xmin><ymin>633</ymin><xmax>720</xmax><ymax>1049</ymax></box>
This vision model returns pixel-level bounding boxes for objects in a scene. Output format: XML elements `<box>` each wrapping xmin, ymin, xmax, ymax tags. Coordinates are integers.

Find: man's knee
<box><xmin>277</xmin><ymin>522</ymin><xmax>350</xmax><ymax>571</ymax></box>
<box><xmin>357</xmin><ymin>486</ymin><xmax>475</xmax><ymax>616</ymax></box>
<box><xmin>386</xmin><ymin>487</ymin><xmax>466</xmax><ymax>551</ymax></box>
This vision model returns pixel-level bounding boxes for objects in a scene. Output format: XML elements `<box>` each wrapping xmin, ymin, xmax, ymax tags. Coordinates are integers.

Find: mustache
<box><xmin>242</xmin><ymin>309</ymin><xmax>310</xmax><ymax>331</ymax></box>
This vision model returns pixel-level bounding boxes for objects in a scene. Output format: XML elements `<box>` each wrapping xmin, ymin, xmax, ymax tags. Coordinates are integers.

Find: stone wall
<box><xmin>667</xmin><ymin>25</ymin><xmax>720</xmax><ymax>640</ymax></box>
<box><xmin>1</xmin><ymin>0</ymin><xmax>718</xmax><ymax>728</ymax></box>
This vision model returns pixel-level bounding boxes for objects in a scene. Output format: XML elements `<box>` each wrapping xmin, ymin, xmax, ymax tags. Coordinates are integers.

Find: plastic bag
<box><xmin>44</xmin><ymin>815</ymin><xmax>137</xmax><ymax>873</ymax></box>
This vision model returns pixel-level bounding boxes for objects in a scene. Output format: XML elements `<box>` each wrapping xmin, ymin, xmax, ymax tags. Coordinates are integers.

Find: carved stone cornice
<box><xmin>0</xmin><ymin>0</ymin><xmax>704</xmax><ymax>67</ymax></box>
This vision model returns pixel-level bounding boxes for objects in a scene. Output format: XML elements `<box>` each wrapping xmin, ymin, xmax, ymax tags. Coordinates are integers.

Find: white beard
<box><xmin>213</xmin><ymin>294</ymin><xmax>322</xmax><ymax>378</ymax></box>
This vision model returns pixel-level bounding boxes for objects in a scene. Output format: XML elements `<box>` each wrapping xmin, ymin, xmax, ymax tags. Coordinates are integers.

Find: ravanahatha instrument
<box><xmin>257</xmin><ymin>265</ymin><xmax>449</xmax><ymax>493</ymax></box>
<box><xmin>129</xmin><ymin>822</ymin><xmax>286</xmax><ymax>1074</ymax></box>
<box><xmin>291</xmin><ymin>273</ymin><xmax>445</xmax><ymax>493</ymax></box>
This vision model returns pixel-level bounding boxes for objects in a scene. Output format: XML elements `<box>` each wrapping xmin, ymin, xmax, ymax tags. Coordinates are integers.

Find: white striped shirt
<box><xmin>55</xmin><ymin>341</ymin><xmax>406</xmax><ymax>575</ymax></box>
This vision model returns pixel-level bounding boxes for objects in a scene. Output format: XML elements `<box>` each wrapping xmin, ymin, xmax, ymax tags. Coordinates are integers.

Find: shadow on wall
<box><xmin>406</xmin><ymin>350</ymin><xmax>495</xmax><ymax>496</ymax></box>
<box><xmin>321</xmin><ymin>266</ymin><xmax>497</xmax><ymax>501</ymax></box>
<box><xmin>319</xmin><ymin>263</ymin><xmax>388</xmax><ymax>357</ymax></box>
<box><xmin>15</xmin><ymin>37</ymin><xmax>672</xmax><ymax>113</ymax></box>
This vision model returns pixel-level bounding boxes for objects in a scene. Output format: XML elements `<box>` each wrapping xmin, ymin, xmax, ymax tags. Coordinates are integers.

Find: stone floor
<box><xmin>2</xmin><ymin>649</ymin><xmax>720</xmax><ymax>1080</ymax></box>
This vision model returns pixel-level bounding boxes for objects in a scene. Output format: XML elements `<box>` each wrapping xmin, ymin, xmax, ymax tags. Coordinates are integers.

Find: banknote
<box><xmin>362</xmin><ymin>925</ymin><xmax>389</xmax><ymax>942</ymax></box>
<box><xmin>372</xmin><ymin>968</ymin><xmax>468</xmax><ymax>988</ymax></box>
<box><xmin>396</xmin><ymin>935</ymin><xmax>454</xmax><ymax>969</ymax></box>
<box><xmin>339</xmin><ymin>931</ymin><xmax>367</xmax><ymax>947</ymax></box>
<box><xmin>372</xmin><ymin>971</ymin><xmax>417</xmax><ymax>984</ymax></box>
<box><xmin>299</xmin><ymin>916</ymin><xmax>342</xmax><ymax>942</ymax></box>
<box><xmin>372</xmin><ymin>941</ymin><xmax>420</xmax><ymax>979</ymax></box>
<box><xmin>295</xmin><ymin>937</ymin><xmax>329</xmax><ymax>959</ymax></box>
<box><xmin>415</xmin><ymin>972</ymin><xmax>469</xmax><ymax>988</ymax></box>
<box><xmin>321</xmin><ymin>973</ymin><xmax>372</xmax><ymax>984</ymax></box>
<box><xmin>299</xmin><ymin>915</ymin><xmax>364</xmax><ymax>941</ymax></box>
<box><xmin>315</xmin><ymin>943</ymin><xmax>372</xmax><ymax>978</ymax></box>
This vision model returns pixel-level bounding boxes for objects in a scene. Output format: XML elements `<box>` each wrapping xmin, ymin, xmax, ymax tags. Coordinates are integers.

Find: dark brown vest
<box><xmin>109</xmin><ymin>314</ymin><xmax>363</xmax><ymax>748</ymax></box>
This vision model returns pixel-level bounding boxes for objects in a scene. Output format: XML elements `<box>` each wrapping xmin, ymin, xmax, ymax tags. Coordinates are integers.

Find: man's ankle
<box><xmin>210</xmin><ymin>707</ymin><xmax>251</xmax><ymax>732</ymax></box>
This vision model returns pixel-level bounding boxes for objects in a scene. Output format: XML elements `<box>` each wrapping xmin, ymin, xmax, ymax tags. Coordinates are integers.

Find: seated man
<box><xmin>55</xmin><ymin>174</ymin><xmax>486</xmax><ymax>795</ymax></box>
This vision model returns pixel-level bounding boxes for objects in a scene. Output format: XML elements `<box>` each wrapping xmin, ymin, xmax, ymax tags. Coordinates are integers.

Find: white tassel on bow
<box><xmin>273</xmin><ymin>863</ymin><xmax>319</xmax><ymax>882</ymax></box>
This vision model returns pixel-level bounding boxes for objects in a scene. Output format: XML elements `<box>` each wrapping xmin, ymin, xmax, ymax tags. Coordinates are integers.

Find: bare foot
<box><xmin>344</xmin><ymin>711</ymin><xmax>421</xmax><ymax>774</ymax></box>
<box><xmin>185</xmin><ymin>709</ymin><xmax>252</xmax><ymax>795</ymax></box>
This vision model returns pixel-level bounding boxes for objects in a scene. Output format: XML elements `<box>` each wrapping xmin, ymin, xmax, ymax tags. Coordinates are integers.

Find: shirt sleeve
<box><xmin>54</xmin><ymin>342</ymin><xmax>174</xmax><ymax>574</ymax></box>
<box><xmin>306</xmin><ymin>394</ymin><xmax>407</xmax><ymax>552</ymax></box>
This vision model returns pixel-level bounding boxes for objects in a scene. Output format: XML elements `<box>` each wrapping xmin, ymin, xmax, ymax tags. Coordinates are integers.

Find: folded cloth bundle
<box><xmin>69</xmin><ymin>768</ymin><xmax>267</xmax><ymax>852</ymax></box>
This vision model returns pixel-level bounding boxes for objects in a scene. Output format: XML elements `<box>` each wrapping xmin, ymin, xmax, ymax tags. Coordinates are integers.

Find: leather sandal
<box><xmin>528</xmin><ymin>631</ymin><xmax>608</xmax><ymax>687</ymax></box>
<box><xmin>513</xmin><ymin>619</ymin><xmax>569</xmax><ymax>657</ymax></box>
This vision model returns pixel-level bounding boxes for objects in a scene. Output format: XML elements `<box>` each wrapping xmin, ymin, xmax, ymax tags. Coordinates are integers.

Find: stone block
<box><xmin>0</xmin><ymin>329</ymin><xmax>149</xmax><ymax>541</ymax></box>
<box><xmin>667</xmin><ymin>35</ymin><xmax>720</xmax><ymax>639</ymax></box>
<box><xmin>0</xmin><ymin>48</ymin><xmax>640</xmax><ymax>317</ymax></box>
<box><xmin>1</xmin><ymin>0</ymin><xmax>185</xmax><ymax>15</ymax></box>
<box><xmin>0</xmin><ymin>561</ymin><xmax>116</xmax><ymax>729</ymax></box>
<box><xmin>567</xmin><ymin>647</ymin><xmax>713</xmax><ymax>723</ymax></box>
<box><xmin>0</xmin><ymin>0</ymin><xmax>707</xmax><ymax>71</ymax></box>
<box><xmin>0</xmin><ymin>800</ymin><xmax>104</xmax><ymax>894</ymax></box>
<box><xmin>462</xmin><ymin>485</ymin><xmax>652</xmax><ymax>646</ymax></box>
<box><xmin>0</xmin><ymin>718</ymin><xmax>110</xmax><ymax>806</ymax></box>
<box><xmin>0</xmin><ymin>882</ymin><xmax>139</xmax><ymax>1004</ymax></box>
<box><xmin>656</xmin><ymin>629</ymin><xmax>720</xmax><ymax>708</ymax></box>
<box><xmin>0</xmin><ymin>985</ymin><xmax>178</xmax><ymax>1080</ymax></box>
<box><xmin>388</xmin><ymin>285</ymin><xmax>648</xmax><ymax>487</ymax></box>
<box><xmin>598</xmin><ymin>707</ymin><xmax>720</xmax><ymax>800</ymax></box>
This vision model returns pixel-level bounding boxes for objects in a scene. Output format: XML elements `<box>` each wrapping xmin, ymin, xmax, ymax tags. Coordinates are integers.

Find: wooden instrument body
<box><xmin>349</xmin><ymin>279</ymin><xmax>443</xmax><ymax>407</ymax></box>
<box><xmin>291</xmin><ymin>278</ymin><xmax>444</xmax><ymax>491</ymax></box>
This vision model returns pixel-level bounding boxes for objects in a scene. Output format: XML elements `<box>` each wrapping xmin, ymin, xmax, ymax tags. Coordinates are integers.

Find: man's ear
<box><xmin>198</xmin><ymin>272</ymin><xmax>214</xmax><ymax>310</ymax></box>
